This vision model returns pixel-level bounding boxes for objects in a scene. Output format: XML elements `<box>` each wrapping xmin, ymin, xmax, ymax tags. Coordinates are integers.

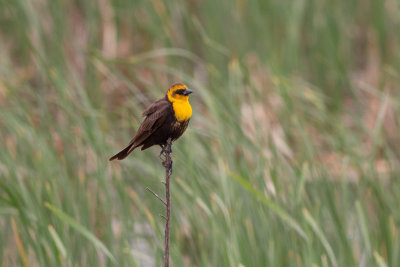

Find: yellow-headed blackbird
<box><xmin>109</xmin><ymin>83</ymin><xmax>193</xmax><ymax>161</ymax></box>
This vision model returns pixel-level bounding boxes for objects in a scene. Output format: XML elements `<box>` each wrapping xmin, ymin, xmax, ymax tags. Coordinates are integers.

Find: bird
<box><xmin>109</xmin><ymin>83</ymin><xmax>193</xmax><ymax>161</ymax></box>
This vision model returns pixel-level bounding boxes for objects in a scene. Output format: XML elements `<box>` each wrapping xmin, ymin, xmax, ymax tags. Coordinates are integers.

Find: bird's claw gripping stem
<box><xmin>160</xmin><ymin>139</ymin><xmax>173</xmax><ymax>170</ymax></box>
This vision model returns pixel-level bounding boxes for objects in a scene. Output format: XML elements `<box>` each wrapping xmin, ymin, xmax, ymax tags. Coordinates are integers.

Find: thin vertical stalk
<box><xmin>162</xmin><ymin>138</ymin><xmax>173</xmax><ymax>267</ymax></box>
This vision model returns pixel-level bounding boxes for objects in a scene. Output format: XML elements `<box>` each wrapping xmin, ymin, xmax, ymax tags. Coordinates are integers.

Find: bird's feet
<box><xmin>159</xmin><ymin>144</ymin><xmax>166</xmax><ymax>161</ymax></box>
<box><xmin>159</xmin><ymin>144</ymin><xmax>172</xmax><ymax>158</ymax></box>
<box><xmin>159</xmin><ymin>143</ymin><xmax>173</xmax><ymax>169</ymax></box>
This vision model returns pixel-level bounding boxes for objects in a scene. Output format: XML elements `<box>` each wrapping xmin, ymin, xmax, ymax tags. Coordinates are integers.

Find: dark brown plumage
<box><xmin>109</xmin><ymin>83</ymin><xmax>192</xmax><ymax>161</ymax></box>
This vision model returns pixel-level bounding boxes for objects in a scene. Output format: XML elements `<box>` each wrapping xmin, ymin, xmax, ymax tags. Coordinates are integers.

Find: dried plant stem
<box><xmin>162</xmin><ymin>138</ymin><xmax>173</xmax><ymax>267</ymax></box>
<box><xmin>146</xmin><ymin>138</ymin><xmax>173</xmax><ymax>266</ymax></box>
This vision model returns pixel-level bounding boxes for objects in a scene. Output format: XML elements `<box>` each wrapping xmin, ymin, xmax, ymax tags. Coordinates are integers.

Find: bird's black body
<box><xmin>109</xmin><ymin>93</ymin><xmax>190</xmax><ymax>161</ymax></box>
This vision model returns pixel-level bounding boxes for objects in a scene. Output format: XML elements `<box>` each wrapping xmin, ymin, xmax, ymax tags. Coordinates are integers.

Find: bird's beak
<box><xmin>183</xmin><ymin>89</ymin><xmax>193</xmax><ymax>95</ymax></box>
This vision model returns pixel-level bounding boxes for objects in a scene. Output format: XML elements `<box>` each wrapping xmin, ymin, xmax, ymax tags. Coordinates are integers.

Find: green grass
<box><xmin>1</xmin><ymin>0</ymin><xmax>400</xmax><ymax>266</ymax></box>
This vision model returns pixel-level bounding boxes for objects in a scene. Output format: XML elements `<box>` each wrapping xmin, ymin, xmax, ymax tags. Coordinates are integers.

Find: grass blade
<box><xmin>45</xmin><ymin>202</ymin><xmax>116</xmax><ymax>263</ymax></box>
<box><xmin>48</xmin><ymin>225</ymin><xmax>67</xmax><ymax>258</ymax></box>
<box><xmin>230</xmin><ymin>172</ymin><xmax>308</xmax><ymax>241</ymax></box>
<box><xmin>303</xmin><ymin>209</ymin><xmax>338</xmax><ymax>267</ymax></box>
<box><xmin>373</xmin><ymin>251</ymin><xmax>388</xmax><ymax>267</ymax></box>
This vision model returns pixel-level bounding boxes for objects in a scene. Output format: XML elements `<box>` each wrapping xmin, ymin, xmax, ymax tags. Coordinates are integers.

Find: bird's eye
<box><xmin>174</xmin><ymin>89</ymin><xmax>186</xmax><ymax>95</ymax></box>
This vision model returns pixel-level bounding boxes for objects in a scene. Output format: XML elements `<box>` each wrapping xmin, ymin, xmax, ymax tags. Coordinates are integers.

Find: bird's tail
<box><xmin>109</xmin><ymin>143</ymin><xmax>136</xmax><ymax>161</ymax></box>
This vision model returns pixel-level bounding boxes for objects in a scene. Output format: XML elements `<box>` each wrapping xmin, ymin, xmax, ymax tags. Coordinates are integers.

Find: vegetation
<box><xmin>0</xmin><ymin>0</ymin><xmax>399</xmax><ymax>266</ymax></box>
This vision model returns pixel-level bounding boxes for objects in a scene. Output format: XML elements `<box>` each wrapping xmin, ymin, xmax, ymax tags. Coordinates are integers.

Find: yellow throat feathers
<box><xmin>167</xmin><ymin>85</ymin><xmax>192</xmax><ymax>122</ymax></box>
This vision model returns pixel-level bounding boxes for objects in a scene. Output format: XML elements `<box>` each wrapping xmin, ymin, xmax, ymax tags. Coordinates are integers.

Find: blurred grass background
<box><xmin>0</xmin><ymin>0</ymin><xmax>400</xmax><ymax>266</ymax></box>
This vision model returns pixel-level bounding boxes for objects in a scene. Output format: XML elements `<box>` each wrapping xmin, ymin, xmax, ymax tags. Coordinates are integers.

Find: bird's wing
<box><xmin>129</xmin><ymin>99</ymin><xmax>171</xmax><ymax>147</ymax></box>
<box><xmin>142</xmin><ymin>97</ymin><xmax>167</xmax><ymax>117</ymax></box>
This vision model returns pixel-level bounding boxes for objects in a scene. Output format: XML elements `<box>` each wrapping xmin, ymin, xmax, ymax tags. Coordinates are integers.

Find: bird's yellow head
<box><xmin>167</xmin><ymin>83</ymin><xmax>193</xmax><ymax>102</ymax></box>
<box><xmin>167</xmin><ymin>83</ymin><xmax>193</xmax><ymax>121</ymax></box>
